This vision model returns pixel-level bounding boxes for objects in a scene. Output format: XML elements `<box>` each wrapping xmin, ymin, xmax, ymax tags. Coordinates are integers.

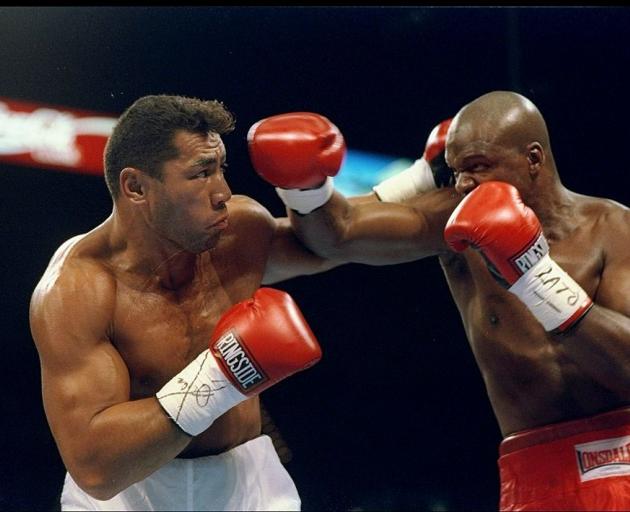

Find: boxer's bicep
<box><xmin>30</xmin><ymin>269</ymin><xmax>130</xmax><ymax>462</ymax></box>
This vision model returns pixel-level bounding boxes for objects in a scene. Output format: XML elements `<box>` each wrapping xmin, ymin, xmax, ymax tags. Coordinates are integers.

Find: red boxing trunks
<box><xmin>498</xmin><ymin>406</ymin><xmax>630</xmax><ymax>511</ymax></box>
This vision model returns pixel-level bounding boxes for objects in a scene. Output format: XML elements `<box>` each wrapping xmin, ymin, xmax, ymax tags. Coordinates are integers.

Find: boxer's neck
<box><xmin>107</xmin><ymin>206</ymin><xmax>199</xmax><ymax>290</ymax></box>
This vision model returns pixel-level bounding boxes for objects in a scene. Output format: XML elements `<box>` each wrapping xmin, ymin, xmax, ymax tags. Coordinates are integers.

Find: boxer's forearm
<box><xmin>60</xmin><ymin>397</ymin><xmax>191</xmax><ymax>500</ymax></box>
<box><xmin>288</xmin><ymin>190</ymin><xmax>352</xmax><ymax>260</ymax></box>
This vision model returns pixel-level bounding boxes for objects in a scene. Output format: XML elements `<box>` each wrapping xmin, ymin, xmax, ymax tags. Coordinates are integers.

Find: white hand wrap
<box><xmin>275</xmin><ymin>176</ymin><xmax>334</xmax><ymax>214</ymax></box>
<box><xmin>509</xmin><ymin>254</ymin><xmax>593</xmax><ymax>332</ymax></box>
<box><xmin>372</xmin><ymin>158</ymin><xmax>435</xmax><ymax>202</ymax></box>
<box><xmin>156</xmin><ymin>349</ymin><xmax>247</xmax><ymax>436</ymax></box>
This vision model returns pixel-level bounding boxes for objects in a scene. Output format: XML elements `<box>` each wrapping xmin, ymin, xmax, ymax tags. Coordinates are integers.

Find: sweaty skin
<box><xmin>30</xmin><ymin>130</ymin><xmax>338</xmax><ymax>499</ymax></box>
<box><xmin>292</xmin><ymin>91</ymin><xmax>630</xmax><ymax>437</ymax></box>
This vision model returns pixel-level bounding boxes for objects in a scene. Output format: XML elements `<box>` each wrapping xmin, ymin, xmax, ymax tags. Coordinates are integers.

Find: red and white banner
<box><xmin>0</xmin><ymin>97</ymin><xmax>117</xmax><ymax>175</ymax></box>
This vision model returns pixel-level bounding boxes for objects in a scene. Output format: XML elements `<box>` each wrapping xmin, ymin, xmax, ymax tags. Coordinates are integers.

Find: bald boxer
<box><xmin>29</xmin><ymin>95</ymin><xmax>347</xmax><ymax>511</ymax></box>
<box><xmin>252</xmin><ymin>93</ymin><xmax>630</xmax><ymax>510</ymax></box>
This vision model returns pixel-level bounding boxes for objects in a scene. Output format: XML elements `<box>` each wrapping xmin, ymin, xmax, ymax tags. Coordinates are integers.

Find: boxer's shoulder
<box><xmin>228</xmin><ymin>194</ymin><xmax>270</xmax><ymax>218</ymax></box>
<box><xmin>228</xmin><ymin>194</ymin><xmax>267</xmax><ymax>217</ymax></box>
<box><xmin>220</xmin><ymin>195</ymin><xmax>277</xmax><ymax>242</ymax></box>
<box><xmin>570</xmin><ymin>192</ymin><xmax>630</xmax><ymax>243</ymax></box>
<box><xmin>31</xmin><ymin>230</ymin><xmax>117</xmax><ymax>324</ymax></box>
<box><xmin>569</xmin><ymin>190</ymin><xmax>629</xmax><ymax>217</ymax></box>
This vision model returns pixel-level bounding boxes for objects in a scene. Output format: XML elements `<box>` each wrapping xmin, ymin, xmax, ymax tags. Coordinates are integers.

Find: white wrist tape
<box><xmin>372</xmin><ymin>158</ymin><xmax>435</xmax><ymax>202</ymax></box>
<box><xmin>156</xmin><ymin>349</ymin><xmax>247</xmax><ymax>436</ymax></box>
<box><xmin>509</xmin><ymin>254</ymin><xmax>593</xmax><ymax>332</ymax></box>
<box><xmin>275</xmin><ymin>176</ymin><xmax>334</xmax><ymax>214</ymax></box>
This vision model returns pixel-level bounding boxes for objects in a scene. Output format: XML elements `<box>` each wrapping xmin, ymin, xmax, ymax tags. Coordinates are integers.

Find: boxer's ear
<box><xmin>120</xmin><ymin>167</ymin><xmax>147</xmax><ymax>203</ymax></box>
<box><xmin>526</xmin><ymin>143</ymin><xmax>544</xmax><ymax>179</ymax></box>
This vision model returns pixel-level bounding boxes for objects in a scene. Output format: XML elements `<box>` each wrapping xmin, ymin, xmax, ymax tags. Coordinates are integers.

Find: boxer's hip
<box><xmin>60</xmin><ymin>434</ymin><xmax>300</xmax><ymax>511</ymax></box>
<box><xmin>498</xmin><ymin>406</ymin><xmax>630</xmax><ymax>510</ymax></box>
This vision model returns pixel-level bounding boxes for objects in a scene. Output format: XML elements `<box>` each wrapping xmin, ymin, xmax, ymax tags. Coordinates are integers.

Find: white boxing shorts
<box><xmin>60</xmin><ymin>435</ymin><xmax>301</xmax><ymax>511</ymax></box>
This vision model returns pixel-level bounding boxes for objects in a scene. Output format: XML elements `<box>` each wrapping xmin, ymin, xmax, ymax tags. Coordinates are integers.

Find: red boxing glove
<box><xmin>423</xmin><ymin>117</ymin><xmax>454</xmax><ymax>188</ymax></box>
<box><xmin>157</xmin><ymin>288</ymin><xmax>321</xmax><ymax>436</ymax></box>
<box><xmin>247</xmin><ymin>112</ymin><xmax>346</xmax><ymax>190</ymax></box>
<box><xmin>444</xmin><ymin>181</ymin><xmax>543</xmax><ymax>284</ymax></box>
<box><xmin>373</xmin><ymin>118</ymin><xmax>453</xmax><ymax>202</ymax></box>
<box><xmin>211</xmin><ymin>288</ymin><xmax>322</xmax><ymax>394</ymax></box>
<box><xmin>444</xmin><ymin>182</ymin><xmax>593</xmax><ymax>332</ymax></box>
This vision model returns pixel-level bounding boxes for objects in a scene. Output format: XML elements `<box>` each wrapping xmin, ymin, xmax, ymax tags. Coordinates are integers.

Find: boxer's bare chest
<box><xmin>110</xmin><ymin>260</ymin><xmax>259</xmax><ymax>399</ymax></box>
<box><xmin>440</xmin><ymin>221</ymin><xmax>601</xmax><ymax>377</ymax></box>
<box><xmin>438</xmin><ymin>220</ymin><xmax>615</xmax><ymax>430</ymax></box>
<box><xmin>441</xmin><ymin>218</ymin><xmax>602</xmax><ymax>343</ymax></box>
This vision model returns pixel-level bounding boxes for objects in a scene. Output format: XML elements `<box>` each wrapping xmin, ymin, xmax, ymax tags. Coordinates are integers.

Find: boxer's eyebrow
<box><xmin>193</xmin><ymin>155</ymin><xmax>226</xmax><ymax>167</ymax></box>
<box><xmin>194</xmin><ymin>157</ymin><xmax>216</xmax><ymax>166</ymax></box>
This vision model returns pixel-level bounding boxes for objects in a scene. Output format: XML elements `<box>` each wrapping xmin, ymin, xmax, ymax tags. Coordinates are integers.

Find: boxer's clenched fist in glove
<box><xmin>248</xmin><ymin>112</ymin><xmax>346</xmax><ymax>214</ymax></box>
<box><xmin>157</xmin><ymin>288</ymin><xmax>322</xmax><ymax>436</ymax></box>
<box><xmin>444</xmin><ymin>181</ymin><xmax>593</xmax><ymax>332</ymax></box>
<box><xmin>373</xmin><ymin>117</ymin><xmax>453</xmax><ymax>203</ymax></box>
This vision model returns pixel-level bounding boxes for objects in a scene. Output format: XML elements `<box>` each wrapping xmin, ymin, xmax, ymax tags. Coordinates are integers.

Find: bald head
<box><xmin>449</xmin><ymin>91</ymin><xmax>551</xmax><ymax>156</ymax></box>
<box><xmin>445</xmin><ymin>91</ymin><xmax>562</xmax><ymax>197</ymax></box>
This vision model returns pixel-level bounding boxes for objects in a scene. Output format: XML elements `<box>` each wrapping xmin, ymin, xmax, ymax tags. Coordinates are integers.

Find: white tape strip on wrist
<box><xmin>372</xmin><ymin>158</ymin><xmax>435</xmax><ymax>202</ymax></box>
<box><xmin>275</xmin><ymin>176</ymin><xmax>334</xmax><ymax>214</ymax></box>
<box><xmin>156</xmin><ymin>348</ymin><xmax>247</xmax><ymax>436</ymax></box>
<box><xmin>508</xmin><ymin>253</ymin><xmax>593</xmax><ymax>332</ymax></box>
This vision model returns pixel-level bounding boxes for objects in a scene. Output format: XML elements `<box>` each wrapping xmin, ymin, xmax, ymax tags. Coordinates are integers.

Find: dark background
<box><xmin>2</xmin><ymin>6</ymin><xmax>630</xmax><ymax>511</ymax></box>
